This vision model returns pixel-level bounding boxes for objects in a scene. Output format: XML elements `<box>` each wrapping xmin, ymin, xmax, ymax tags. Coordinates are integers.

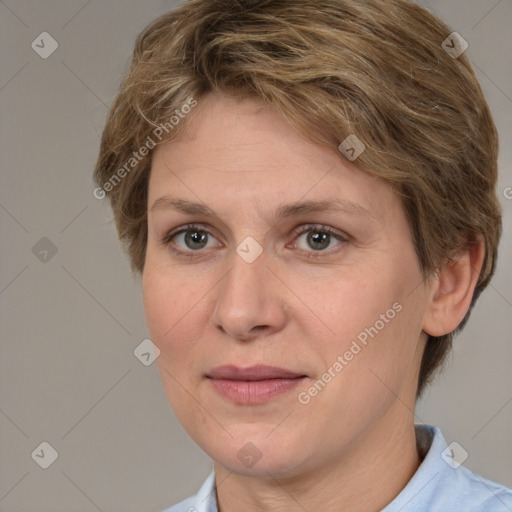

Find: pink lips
<box><xmin>206</xmin><ymin>365</ymin><xmax>307</xmax><ymax>405</ymax></box>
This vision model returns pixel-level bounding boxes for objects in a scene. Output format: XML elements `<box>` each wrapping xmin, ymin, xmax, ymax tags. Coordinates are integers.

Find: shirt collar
<box><xmin>189</xmin><ymin>424</ymin><xmax>448</xmax><ymax>512</ymax></box>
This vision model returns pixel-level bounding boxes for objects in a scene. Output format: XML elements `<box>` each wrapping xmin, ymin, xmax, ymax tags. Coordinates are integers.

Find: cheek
<box><xmin>142</xmin><ymin>267</ymin><xmax>204</xmax><ymax>360</ymax></box>
<box><xmin>315</xmin><ymin>272</ymin><xmax>393</xmax><ymax>346</ymax></box>
<box><xmin>301</xmin><ymin>310</ymin><xmax>420</xmax><ymax>438</ymax></box>
<box><xmin>142</xmin><ymin>268</ymin><xmax>208</xmax><ymax>420</ymax></box>
<box><xmin>311</xmin><ymin>265</ymin><xmax>424</xmax><ymax>394</ymax></box>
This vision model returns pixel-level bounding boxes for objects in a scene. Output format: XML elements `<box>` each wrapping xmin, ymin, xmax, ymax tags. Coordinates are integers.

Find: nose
<box><xmin>211</xmin><ymin>245</ymin><xmax>288</xmax><ymax>342</ymax></box>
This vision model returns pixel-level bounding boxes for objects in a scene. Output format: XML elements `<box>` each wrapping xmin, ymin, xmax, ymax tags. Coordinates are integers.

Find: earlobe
<box><xmin>423</xmin><ymin>237</ymin><xmax>485</xmax><ymax>337</ymax></box>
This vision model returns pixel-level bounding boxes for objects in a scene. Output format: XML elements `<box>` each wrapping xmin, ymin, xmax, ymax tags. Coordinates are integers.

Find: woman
<box><xmin>93</xmin><ymin>0</ymin><xmax>511</xmax><ymax>510</ymax></box>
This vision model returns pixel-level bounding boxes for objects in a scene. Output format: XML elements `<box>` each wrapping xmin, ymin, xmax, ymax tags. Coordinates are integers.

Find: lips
<box><xmin>205</xmin><ymin>365</ymin><xmax>307</xmax><ymax>405</ymax></box>
<box><xmin>206</xmin><ymin>364</ymin><xmax>306</xmax><ymax>381</ymax></box>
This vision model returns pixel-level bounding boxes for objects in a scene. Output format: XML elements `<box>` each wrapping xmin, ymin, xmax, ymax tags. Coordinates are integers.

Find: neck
<box><xmin>214</xmin><ymin>411</ymin><xmax>421</xmax><ymax>512</ymax></box>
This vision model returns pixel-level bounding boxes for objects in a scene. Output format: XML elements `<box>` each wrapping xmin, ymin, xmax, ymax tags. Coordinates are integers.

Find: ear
<box><xmin>423</xmin><ymin>236</ymin><xmax>485</xmax><ymax>337</ymax></box>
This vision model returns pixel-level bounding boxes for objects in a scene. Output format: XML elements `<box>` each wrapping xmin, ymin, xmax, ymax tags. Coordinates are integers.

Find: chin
<box><xmin>216</xmin><ymin>451</ymin><xmax>306</xmax><ymax>480</ymax></box>
<box><xmin>204</xmin><ymin>427</ymin><xmax>309</xmax><ymax>479</ymax></box>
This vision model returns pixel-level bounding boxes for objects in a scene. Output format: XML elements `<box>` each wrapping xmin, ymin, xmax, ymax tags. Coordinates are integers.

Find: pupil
<box><xmin>308</xmin><ymin>231</ymin><xmax>329</xmax><ymax>250</ymax></box>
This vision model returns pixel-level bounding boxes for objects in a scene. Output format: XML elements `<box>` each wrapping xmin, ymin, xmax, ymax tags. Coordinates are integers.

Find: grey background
<box><xmin>0</xmin><ymin>1</ymin><xmax>510</xmax><ymax>511</ymax></box>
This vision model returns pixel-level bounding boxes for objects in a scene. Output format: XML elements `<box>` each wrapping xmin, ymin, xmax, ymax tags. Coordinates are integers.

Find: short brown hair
<box><xmin>93</xmin><ymin>0</ymin><xmax>501</xmax><ymax>397</ymax></box>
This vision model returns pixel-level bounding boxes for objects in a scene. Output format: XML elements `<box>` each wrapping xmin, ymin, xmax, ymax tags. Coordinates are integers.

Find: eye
<box><xmin>291</xmin><ymin>224</ymin><xmax>348</xmax><ymax>257</ymax></box>
<box><xmin>162</xmin><ymin>224</ymin><xmax>221</xmax><ymax>256</ymax></box>
<box><xmin>161</xmin><ymin>223</ymin><xmax>348</xmax><ymax>259</ymax></box>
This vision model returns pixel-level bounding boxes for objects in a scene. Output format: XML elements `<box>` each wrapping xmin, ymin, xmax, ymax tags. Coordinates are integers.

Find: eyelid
<box><xmin>290</xmin><ymin>223</ymin><xmax>349</xmax><ymax>241</ymax></box>
<box><xmin>162</xmin><ymin>223</ymin><xmax>219</xmax><ymax>243</ymax></box>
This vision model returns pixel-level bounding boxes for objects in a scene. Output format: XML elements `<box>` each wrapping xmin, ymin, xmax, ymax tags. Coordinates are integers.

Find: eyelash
<box><xmin>161</xmin><ymin>223</ymin><xmax>349</xmax><ymax>260</ymax></box>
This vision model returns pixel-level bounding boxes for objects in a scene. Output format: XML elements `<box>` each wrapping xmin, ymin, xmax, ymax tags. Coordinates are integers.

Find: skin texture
<box><xmin>142</xmin><ymin>93</ymin><xmax>484</xmax><ymax>511</ymax></box>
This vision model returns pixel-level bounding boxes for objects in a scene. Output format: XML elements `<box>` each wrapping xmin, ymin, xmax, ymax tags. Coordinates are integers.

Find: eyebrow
<box><xmin>149</xmin><ymin>196</ymin><xmax>373</xmax><ymax>220</ymax></box>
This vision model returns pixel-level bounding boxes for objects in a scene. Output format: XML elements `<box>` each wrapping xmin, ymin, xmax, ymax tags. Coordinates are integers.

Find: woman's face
<box><xmin>142</xmin><ymin>93</ymin><xmax>431</xmax><ymax>478</ymax></box>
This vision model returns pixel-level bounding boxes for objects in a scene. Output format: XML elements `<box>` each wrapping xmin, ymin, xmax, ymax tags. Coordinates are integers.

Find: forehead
<box><xmin>148</xmin><ymin>93</ymin><xmax>397</xmax><ymax>222</ymax></box>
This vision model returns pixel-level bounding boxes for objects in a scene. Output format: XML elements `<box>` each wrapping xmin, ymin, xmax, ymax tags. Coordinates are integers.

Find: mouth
<box><xmin>205</xmin><ymin>365</ymin><xmax>307</xmax><ymax>405</ymax></box>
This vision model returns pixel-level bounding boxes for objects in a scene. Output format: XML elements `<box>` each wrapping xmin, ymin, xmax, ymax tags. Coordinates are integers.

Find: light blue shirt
<box><xmin>163</xmin><ymin>424</ymin><xmax>512</xmax><ymax>512</ymax></box>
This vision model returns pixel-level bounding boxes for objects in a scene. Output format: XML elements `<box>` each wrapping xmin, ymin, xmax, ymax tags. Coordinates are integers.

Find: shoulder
<box><xmin>161</xmin><ymin>471</ymin><xmax>217</xmax><ymax>512</ymax></box>
<box><xmin>383</xmin><ymin>424</ymin><xmax>512</xmax><ymax>512</ymax></box>
<box><xmin>434</xmin><ymin>463</ymin><xmax>512</xmax><ymax>511</ymax></box>
<box><xmin>161</xmin><ymin>496</ymin><xmax>198</xmax><ymax>512</ymax></box>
